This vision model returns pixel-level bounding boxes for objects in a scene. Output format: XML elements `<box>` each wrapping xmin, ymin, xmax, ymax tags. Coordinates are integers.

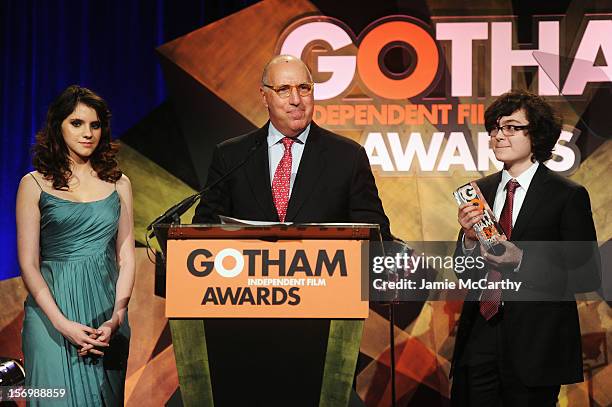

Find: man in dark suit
<box><xmin>191</xmin><ymin>55</ymin><xmax>390</xmax><ymax>406</ymax></box>
<box><xmin>193</xmin><ymin>54</ymin><xmax>391</xmax><ymax>240</ymax></box>
<box><xmin>450</xmin><ymin>90</ymin><xmax>600</xmax><ymax>406</ymax></box>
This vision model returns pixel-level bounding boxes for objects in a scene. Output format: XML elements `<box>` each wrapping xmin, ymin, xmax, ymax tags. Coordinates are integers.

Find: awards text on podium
<box><xmin>166</xmin><ymin>240</ymin><xmax>368</xmax><ymax>318</ymax></box>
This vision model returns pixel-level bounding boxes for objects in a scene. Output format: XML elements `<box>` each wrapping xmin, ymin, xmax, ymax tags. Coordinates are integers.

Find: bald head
<box><xmin>261</xmin><ymin>55</ymin><xmax>312</xmax><ymax>85</ymax></box>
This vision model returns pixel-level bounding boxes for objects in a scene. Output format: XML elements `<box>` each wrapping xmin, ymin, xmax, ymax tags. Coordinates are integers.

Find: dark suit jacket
<box><xmin>451</xmin><ymin>164</ymin><xmax>601</xmax><ymax>386</ymax></box>
<box><xmin>193</xmin><ymin>121</ymin><xmax>392</xmax><ymax>240</ymax></box>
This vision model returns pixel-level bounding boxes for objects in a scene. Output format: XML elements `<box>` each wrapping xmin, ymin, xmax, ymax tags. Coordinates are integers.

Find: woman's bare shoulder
<box><xmin>20</xmin><ymin>171</ymin><xmax>47</xmax><ymax>188</ymax></box>
<box><xmin>115</xmin><ymin>174</ymin><xmax>132</xmax><ymax>195</ymax></box>
<box><xmin>18</xmin><ymin>172</ymin><xmax>45</xmax><ymax>201</ymax></box>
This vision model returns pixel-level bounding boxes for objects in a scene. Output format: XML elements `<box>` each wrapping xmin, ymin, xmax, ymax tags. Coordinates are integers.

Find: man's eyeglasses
<box><xmin>263</xmin><ymin>83</ymin><xmax>314</xmax><ymax>98</ymax></box>
<box><xmin>489</xmin><ymin>124</ymin><xmax>530</xmax><ymax>137</ymax></box>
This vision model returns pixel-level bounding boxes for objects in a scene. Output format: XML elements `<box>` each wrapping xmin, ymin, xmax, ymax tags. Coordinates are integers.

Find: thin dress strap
<box><xmin>29</xmin><ymin>172</ymin><xmax>44</xmax><ymax>191</ymax></box>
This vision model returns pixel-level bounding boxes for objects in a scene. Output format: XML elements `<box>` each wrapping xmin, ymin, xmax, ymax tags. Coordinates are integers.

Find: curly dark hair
<box><xmin>32</xmin><ymin>85</ymin><xmax>122</xmax><ymax>190</ymax></box>
<box><xmin>484</xmin><ymin>90</ymin><xmax>562</xmax><ymax>163</ymax></box>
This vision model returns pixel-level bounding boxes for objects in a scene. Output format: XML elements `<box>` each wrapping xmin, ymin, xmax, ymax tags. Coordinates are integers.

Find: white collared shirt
<box><xmin>461</xmin><ymin>162</ymin><xmax>540</xmax><ymax>267</ymax></box>
<box><xmin>493</xmin><ymin>161</ymin><xmax>539</xmax><ymax>227</ymax></box>
<box><xmin>267</xmin><ymin>122</ymin><xmax>310</xmax><ymax>197</ymax></box>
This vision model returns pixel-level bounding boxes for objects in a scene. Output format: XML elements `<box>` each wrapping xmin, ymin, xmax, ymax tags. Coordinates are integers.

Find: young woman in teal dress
<box><xmin>16</xmin><ymin>85</ymin><xmax>135</xmax><ymax>406</ymax></box>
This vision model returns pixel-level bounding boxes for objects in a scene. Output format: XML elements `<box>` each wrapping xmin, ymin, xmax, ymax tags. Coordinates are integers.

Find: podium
<box><xmin>154</xmin><ymin>223</ymin><xmax>378</xmax><ymax>407</ymax></box>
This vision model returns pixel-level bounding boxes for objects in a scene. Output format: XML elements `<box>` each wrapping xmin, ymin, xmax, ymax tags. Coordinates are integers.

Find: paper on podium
<box><xmin>218</xmin><ymin>215</ymin><xmax>293</xmax><ymax>226</ymax></box>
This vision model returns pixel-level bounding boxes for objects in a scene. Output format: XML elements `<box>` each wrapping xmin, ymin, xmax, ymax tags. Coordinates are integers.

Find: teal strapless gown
<box><xmin>22</xmin><ymin>190</ymin><xmax>130</xmax><ymax>406</ymax></box>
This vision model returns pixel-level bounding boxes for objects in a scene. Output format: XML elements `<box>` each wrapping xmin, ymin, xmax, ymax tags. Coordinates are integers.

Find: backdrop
<box><xmin>1</xmin><ymin>1</ymin><xmax>610</xmax><ymax>406</ymax></box>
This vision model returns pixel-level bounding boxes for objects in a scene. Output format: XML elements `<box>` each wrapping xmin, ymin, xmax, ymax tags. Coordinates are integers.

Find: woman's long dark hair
<box><xmin>32</xmin><ymin>85</ymin><xmax>122</xmax><ymax>190</ymax></box>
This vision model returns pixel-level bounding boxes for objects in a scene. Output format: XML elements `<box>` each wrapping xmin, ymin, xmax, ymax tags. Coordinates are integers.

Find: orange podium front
<box><xmin>156</xmin><ymin>223</ymin><xmax>379</xmax><ymax>407</ymax></box>
<box><xmin>166</xmin><ymin>238</ymin><xmax>368</xmax><ymax>318</ymax></box>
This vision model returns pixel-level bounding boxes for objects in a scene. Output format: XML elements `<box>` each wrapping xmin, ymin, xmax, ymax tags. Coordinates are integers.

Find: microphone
<box><xmin>146</xmin><ymin>138</ymin><xmax>263</xmax><ymax>236</ymax></box>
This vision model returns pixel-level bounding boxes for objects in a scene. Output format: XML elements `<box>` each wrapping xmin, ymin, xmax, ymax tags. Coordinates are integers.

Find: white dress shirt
<box><xmin>462</xmin><ymin>162</ymin><xmax>540</xmax><ymax>263</ymax></box>
<box><xmin>492</xmin><ymin>161</ymin><xmax>539</xmax><ymax>226</ymax></box>
<box><xmin>267</xmin><ymin>122</ymin><xmax>310</xmax><ymax>198</ymax></box>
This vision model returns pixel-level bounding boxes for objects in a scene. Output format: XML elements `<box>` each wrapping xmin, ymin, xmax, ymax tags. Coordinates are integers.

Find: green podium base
<box><xmin>170</xmin><ymin>318</ymin><xmax>364</xmax><ymax>407</ymax></box>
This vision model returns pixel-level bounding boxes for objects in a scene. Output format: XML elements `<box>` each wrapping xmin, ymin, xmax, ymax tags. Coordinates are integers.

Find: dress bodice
<box><xmin>38</xmin><ymin>190</ymin><xmax>120</xmax><ymax>260</ymax></box>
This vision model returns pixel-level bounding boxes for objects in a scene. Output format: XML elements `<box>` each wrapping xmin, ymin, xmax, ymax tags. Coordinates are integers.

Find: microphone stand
<box><xmin>146</xmin><ymin>139</ymin><xmax>263</xmax><ymax>236</ymax></box>
<box><xmin>386</xmin><ymin>239</ymin><xmax>412</xmax><ymax>407</ymax></box>
<box><xmin>390</xmin><ymin>300</ymin><xmax>396</xmax><ymax>407</ymax></box>
<box><xmin>145</xmin><ymin>139</ymin><xmax>263</xmax><ymax>260</ymax></box>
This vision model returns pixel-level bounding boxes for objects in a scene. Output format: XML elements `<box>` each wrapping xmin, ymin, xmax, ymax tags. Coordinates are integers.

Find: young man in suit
<box><xmin>450</xmin><ymin>90</ymin><xmax>600</xmax><ymax>406</ymax></box>
<box><xmin>193</xmin><ymin>54</ymin><xmax>391</xmax><ymax>240</ymax></box>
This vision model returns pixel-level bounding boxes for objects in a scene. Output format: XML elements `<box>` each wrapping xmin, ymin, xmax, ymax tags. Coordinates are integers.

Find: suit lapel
<box><xmin>285</xmin><ymin>123</ymin><xmax>326</xmax><ymax>222</ymax></box>
<box><xmin>478</xmin><ymin>172</ymin><xmax>501</xmax><ymax>209</ymax></box>
<box><xmin>244</xmin><ymin>124</ymin><xmax>278</xmax><ymax>221</ymax></box>
<box><xmin>511</xmin><ymin>164</ymin><xmax>550</xmax><ymax>241</ymax></box>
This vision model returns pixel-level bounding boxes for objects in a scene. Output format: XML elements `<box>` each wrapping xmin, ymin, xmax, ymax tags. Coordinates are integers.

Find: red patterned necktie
<box><xmin>480</xmin><ymin>178</ymin><xmax>520</xmax><ymax>320</ymax></box>
<box><xmin>272</xmin><ymin>137</ymin><xmax>295</xmax><ymax>222</ymax></box>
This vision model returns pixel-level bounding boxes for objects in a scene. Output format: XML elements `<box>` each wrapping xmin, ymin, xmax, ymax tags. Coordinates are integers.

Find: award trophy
<box><xmin>454</xmin><ymin>182</ymin><xmax>507</xmax><ymax>255</ymax></box>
